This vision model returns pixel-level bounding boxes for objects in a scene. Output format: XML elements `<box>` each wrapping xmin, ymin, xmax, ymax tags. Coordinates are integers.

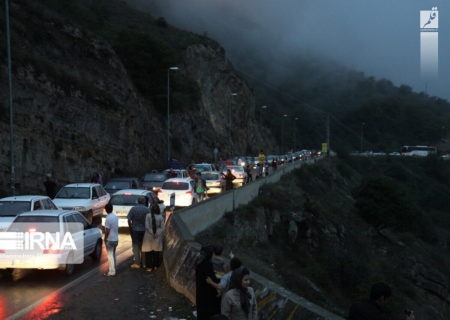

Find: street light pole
<box><xmin>230</xmin><ymin>93</ymin><xmax>237</xmax><ymax>152</ymax></box>
<box><xmin>5</xmin><ymin>0</ymin><xmax>15</xmax><ymax>195</ymax></box>
<box><xmin>167</xmin><ymin>66</ymin><xmax>179</xmax><ymax>164</ymax></box>
<box><xmin>293</xmin><ymin>117</ymin><xmax>299</xmax><ymax>151</ymax></box>
<box><xmin>281</xmin><ymin>114</ymin><xmax>288</xmax><ymax>153</ymax></box>
<box><xmin>360</xmin><ymin>122</ymin><xmax>366</xmax><ymax>153</ymax></box>
<box><xmin>259</xmin><ymin>105</ymin><xmax>268</xmax><ymax>122</ymax></box>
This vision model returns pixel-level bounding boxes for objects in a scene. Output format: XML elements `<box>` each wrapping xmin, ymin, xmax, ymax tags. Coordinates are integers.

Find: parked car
<box><xmin>0</xmin><ymin>210</ymin><xmax>102</xmax><ymax>275</ymax></box>
<box><xmin>0</xmin><ymin>195</ymin><xmax>59</xmax><ymax>231</ymax></box>
<box><xmin>53</xmin><ymin>183</ymin><xmax>110</xmax><ymax>225</ymax></box>
<box><xmin>102</xmin><ymin>189</ymin><xmax>165</xmax><ymax>227</ymax></box>
<box><xmin>141</xmin><ymin>172</ymin><xmax>169</xmax><ymax>192</ymax></box>
<box><xmin>201</xmin><ymin>171</ymin><xmax>225</xmax><ymax>195</ymax></box>
<box><xmin>222</xmin><ymin>165</ymin><xmax>247</xmax><ymax>187</ymax></box>
<box><xmin>104</xmin><ymin>177</ymin><xmax>141</xmax><ymax>194</ymax></box>
<box><xmin>158</xmin><ymin>178</ymin><xmax>196</xmax><ymax>208</ymax></box>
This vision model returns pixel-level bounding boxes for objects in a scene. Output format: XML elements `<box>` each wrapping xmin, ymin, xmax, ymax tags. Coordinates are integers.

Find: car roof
<box><xmin>16</xmin><ymin>209</ymin><xmax>79</xmax><ymax>217</ymax></box>
<box><xmin>111</xmin><ymin>189</ymin><xmax>152</xmax><ymax>196</ymax></box>
<box><xmin>0</xmin><ymin>195</ymin><xmax>51</xmax><ymax>201</ymax></box>
<box><xmin>62</xmin><ymin>183</ymin><xmax>100</xmax><ymax>187</ymax></box>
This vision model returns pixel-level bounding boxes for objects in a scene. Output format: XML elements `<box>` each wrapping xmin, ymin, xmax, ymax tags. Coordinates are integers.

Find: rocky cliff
<box><xmin>0</xmin><ymin>0</ymin><xmax>275</xmax><ymax>195</ymax></box>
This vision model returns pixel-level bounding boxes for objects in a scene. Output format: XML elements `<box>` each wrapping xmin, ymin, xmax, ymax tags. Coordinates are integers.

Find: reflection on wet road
<box><xmin>0</xmin><ymin>231</ymin><xmax>132</xmax><ymax>320</ymax></box>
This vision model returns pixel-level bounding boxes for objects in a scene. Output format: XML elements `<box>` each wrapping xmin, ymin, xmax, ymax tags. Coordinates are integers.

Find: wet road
<box><xmin>0</xmin><ymin>231</ymin><xmax>133</xmax><ymax>320</ymax></box>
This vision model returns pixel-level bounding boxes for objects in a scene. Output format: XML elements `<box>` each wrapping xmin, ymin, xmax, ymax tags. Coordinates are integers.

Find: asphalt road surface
<box><xmin>1</xmin><ymin>231</ymin><xmax>194</xmax><ymax>320</ymax></box>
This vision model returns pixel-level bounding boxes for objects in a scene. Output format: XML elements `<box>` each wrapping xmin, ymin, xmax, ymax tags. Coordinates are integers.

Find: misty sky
<box><xmin>141</xmin><ymin>0</ymin><xmax>450</xmax><ymax>101</ymax></box>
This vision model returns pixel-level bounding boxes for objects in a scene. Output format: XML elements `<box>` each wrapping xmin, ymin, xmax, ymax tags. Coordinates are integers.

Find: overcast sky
<box><xmin>140</xmin><ymin>0</ymin><xmax>450</xmax><ymax>101</ymax></box>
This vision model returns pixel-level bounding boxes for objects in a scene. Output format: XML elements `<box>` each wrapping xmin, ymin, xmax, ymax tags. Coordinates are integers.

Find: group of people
<box><xmin>196</xmin><ymin>245</ymin><xmax>257</xmax><ymax>320</ymax></box>
<box><xmin>103</xmin><ymin>196</ymin><xmax>165</xmax><ymax>276</ymax></box>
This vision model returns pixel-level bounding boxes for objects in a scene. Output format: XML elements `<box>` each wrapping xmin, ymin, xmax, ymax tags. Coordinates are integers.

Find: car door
<box><xmin>72</xmin><ymin>211</ymin><xmax>97</xmax><ymax>256</ymax></box>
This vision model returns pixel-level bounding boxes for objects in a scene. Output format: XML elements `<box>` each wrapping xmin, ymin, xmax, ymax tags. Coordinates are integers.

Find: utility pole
<box><xmin>326</xmin><ymin>114</ymin><xmax>330</xmax><ymax>156</ymax></box>
<box><xmin>6</xmin><ymin>0</ymin><xmax>15</xmax><ymax>195</ymax></box>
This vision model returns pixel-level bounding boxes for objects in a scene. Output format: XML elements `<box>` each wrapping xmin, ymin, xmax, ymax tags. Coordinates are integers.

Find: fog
<box><xmin>138</xmin><ymin>0</ymin><xmax>450</xmax><ymax>100</ymax></box>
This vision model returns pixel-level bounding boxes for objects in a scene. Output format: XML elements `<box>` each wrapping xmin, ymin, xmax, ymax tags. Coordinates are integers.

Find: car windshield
<box><xmin>162</xmin><ymin>182</ymin><xmax>189</xmax><ymax>190</ymax></box>
<box><xmin>9</xmin><ymin>216</ymin><xmax>60</xmax><ymax>232</ymax></box>
<box><xmin>0</xmin><ymin>201</ymin><xmax>30</xmax><ymax>217</ymax></box>
<box><xmin>110</xmin><ymin>194</ymin><xmax>141</xmax><ymax>206</ymax></box>
<box><xmin>105</xmin><ymin>181</ymin><xmax>131</xmax><ymax>189</ymax></box>
<box><xmin>143</xmin><ymin>173</ymin><xmax>167</xmax><ymax>182</ymax></box>
<box><xmin>55</xmin><ymin>187</ymin><xmax>90</xmax><ymax>199</ymax></box>
<box><xmin>202</xmin><ymin>173</ymin><xmax>219</xmax><ymax>180</ymax></box>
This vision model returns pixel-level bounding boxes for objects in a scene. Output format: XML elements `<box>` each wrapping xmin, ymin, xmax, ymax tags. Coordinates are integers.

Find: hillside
<box><xmin>0</xmin><ymin>0</ymin><xmax>275</xmax><ymax>195</ymax></box>
<box><xmin>197</xmin><ymin>156</ymin><xmax>450</xmax><ymax>320</ymax></box>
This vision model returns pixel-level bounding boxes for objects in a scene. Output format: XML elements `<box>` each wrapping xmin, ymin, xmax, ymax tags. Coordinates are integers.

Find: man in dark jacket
<box><xmin>348</xmin><ymin>282</ymin><xmax>415</xmax><ymax>320</ymax></box>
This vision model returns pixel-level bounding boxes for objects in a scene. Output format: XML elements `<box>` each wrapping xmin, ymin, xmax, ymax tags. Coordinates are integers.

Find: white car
<box><xmin>0</xmin><ymin>210</ymin><xmax>102</xmax><ymax>275</ymax></box>
<box><xmin>201</xmin><ymin>171</ymin><xmax>225</xmax><ymax>195</ymax></box>
<box><xmin>102</xmin><ymin>189</ymin><xmax>166</xmax><ymax>227</ymax></box>
<box><xmin>53</xmin><ymin>183</ymin><xmax>110</xmax><ymax>226</ymax></box>
<box><xmin>158</xmin><ymin>178</ymin><xmax>196</xmax><ymax>208</ymax></box>
<box><xmin>0</xmin><ymin>195</ymin><xmax>59</xmax><ymax>232</ymax></box>
<box><xmin>222</xmin><ymin>165</ymin><xmax>247</xmax><ymax>187</ymax></box>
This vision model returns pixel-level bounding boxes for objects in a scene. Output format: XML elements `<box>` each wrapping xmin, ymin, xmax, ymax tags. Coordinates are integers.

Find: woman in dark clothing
<box><xmin>196</xmin><ymin>245</ymin><xmax>221</xmax><ymax>320</ymax></box>
<box><xmin>223</xmin><ymin>169</ymin><xmax>236</xmax><ymax>191</ymax></box>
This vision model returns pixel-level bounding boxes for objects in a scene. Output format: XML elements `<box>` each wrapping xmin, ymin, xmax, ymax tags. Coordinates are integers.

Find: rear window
<box><xmin>202</xmin><ymin>173</ymin><xmax>219</xmax><ymax>180</ymax></box>
<box><xmin>9</xmin><ymin>216</ymin><xmax>60</xmax><ymax>232</ymax></box>
<box><xmin>162</xmin><ymin>182</ymin><xmax>189</xmax><ymax>190</ymax></box>
<box><xmin>105</xmin><ymin>181</ymin><xmax>131</xmax><ymax>189</ymax></box>
<box><xmin>110</xmin><ymin>194</ymin><xmax>141</xmax><ymax>206</ymax></box>
<box><xmin>55</xmin><ymin>187</ymin><xmax>90</xmax><ymax>199</ymax></box>
<box><xmin>0</xmin><ymin>201</ymin><xmax>31</xmax><ymax>217</ymax></box>
<box><xmin>143</xmin><ymin>174</ymin><xmax>167</xmax><ymax>182</ymax></box>
<box><xmin>193</xmin><ymin>164</ymin><xmax>212</xmax><ymax>172</ymax></box>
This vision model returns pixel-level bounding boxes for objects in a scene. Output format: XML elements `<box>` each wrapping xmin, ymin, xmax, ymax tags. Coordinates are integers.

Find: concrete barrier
<box><xmin>163</xmin><ymin>158</ymin><xmax>346</xmax><ymax>320</ymax></box>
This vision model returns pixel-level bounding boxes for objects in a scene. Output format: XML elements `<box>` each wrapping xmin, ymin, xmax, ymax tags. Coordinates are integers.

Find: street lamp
<box><xmin>281</xmin><ymin>114</ymin><xmax>288</xmax><ymax>153</ymax></box>
<box><xmin>167</xmin><ymin>66</ymin><xmax>179</xmax><ymax>164</ymax></box>
<box><xmin>292</xmin><ymin>117</ymin><xmax>299</xmax><ymax>151</ymax></box>
<box><xmin>259</xmin><ymin>105</ymin><xmax>268</xmax><ymax>122</ymax></box>
<box><xmin>229</xmin><ymin>93</ymin><xmax>238</xmax><ymax>152</ymax></box>
<box><xmin>5</xmin><ymin>0</ymin><xmax>15</xmax><ymax>195</ymax></box>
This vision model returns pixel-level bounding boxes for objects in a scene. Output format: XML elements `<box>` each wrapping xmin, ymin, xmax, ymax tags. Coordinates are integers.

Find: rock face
<box><xmin>0</xmin><ymin>0</ymin><xmax>275</xmax><ymax>195</ymax></box>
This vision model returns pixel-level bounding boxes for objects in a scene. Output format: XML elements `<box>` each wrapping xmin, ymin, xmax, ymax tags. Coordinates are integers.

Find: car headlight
<box><xmin>73</xmin><ymin>206</ymin><xmax>87</xmax><ymax>212</ymax></box>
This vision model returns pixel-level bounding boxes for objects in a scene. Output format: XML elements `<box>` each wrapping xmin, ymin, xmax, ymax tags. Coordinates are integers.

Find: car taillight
<box><xmin>186</xmin><ymin>191</ymin><xmax>192</xmax><ymax>194</ymax></box>
<box><xmin>43</xmin><ymin>244</ymin><xmax>61</xmax><ymax>254</ymax></box>
<box><xmin>0</xmin><ymin>249</ymin><xmax>5</xmax><ymax>253</ymax></box>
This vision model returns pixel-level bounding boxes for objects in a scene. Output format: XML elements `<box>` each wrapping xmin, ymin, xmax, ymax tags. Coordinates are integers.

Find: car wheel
<box><xmin>1</xmin><ymin>268</ymin><xmax>14</xmax><ymax>280</ymax></box>
<box><xmin>90</xmin><ymin>240</ymin><xmax>102</xmax><ymax>261</ymax></box>
<box><xmin>64</xmin><ymin>253</ymin><xmax>75</xmax><ymax>276</ymax></box>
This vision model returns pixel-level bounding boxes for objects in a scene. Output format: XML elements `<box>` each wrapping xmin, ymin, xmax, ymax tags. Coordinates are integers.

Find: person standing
<box><xmin>221</xmin><ymin>266</ymin><xmax>257</xmax><ymax>320</ymax></box>
<box><xmin>196</xmin><ymin>245</ymin><xmax>221</xmax><ymax>320</ymax></box>
<box><xmin>223</xmin><ymin>169</ymin><xmax>236</xmax><ymax>191</ymax></box>
<box><xmin>218</xmin><ymin>257</ymin><xmax>242</xmax><ymax>296</ymax></box>
<box><xmin>43</xmin><ymin>173</ymin><xmax>58</xmax><ymax>199</ymax></box>
<box><xmin>194</xmin><ymin>172</ymin><xmax>208</xmax><ymax>202</ymax></box>
<box><xmin>142</xmin><ymin>203</ymin><xmax>165</xmax><ymax>272</ymax></box>
<box><xmin>104</xmin><ymin>202</ymin><xmax>119</xmax><ymax>276</ymax></box>
<box><xmin>127</xmin><ymin>196</ymin><xmax>149</xmax><ymax>268</ymax></box>
<box><xmin>348</xmin><ymin>282</ymin><xmax>416</xmax><ymax>320</ymax></box>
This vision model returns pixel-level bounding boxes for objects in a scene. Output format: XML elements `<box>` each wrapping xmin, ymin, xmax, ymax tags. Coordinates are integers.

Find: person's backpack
<box><xmin>196</xmin><ymin>179</ymin><xmax>205</xmax><ymax>193</ymax></box>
